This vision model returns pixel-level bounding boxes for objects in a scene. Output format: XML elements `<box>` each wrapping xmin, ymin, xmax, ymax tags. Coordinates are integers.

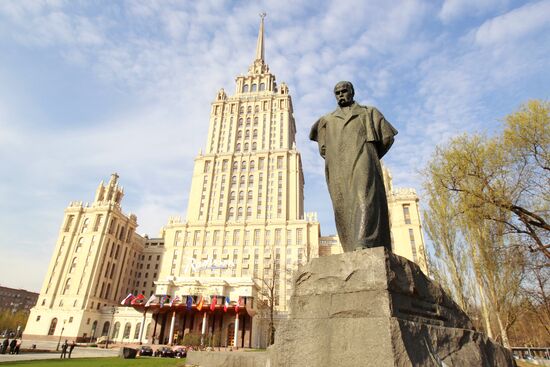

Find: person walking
<box><xmin>68</xmin><ymin>340</ymin><xmax>76</xmax><ymax>358</ymax></box>
<box><xmin>1</xmin><ymin>338</ymin><xmax>8</xmax><ymax>354</ymax></box>
<box><xmin>14</xmin><ymin>339</ymin><xmax>21</xmax><ymax>355</ymax></box>
<box><xmin>8</xmin><ymin>338</ymin><xmax>16</xmax><ymax>354</ymax></box>
<box><xmin>60</xmin><ymin>340</ymin><xmax>68</xmax><ymax>359</ymax></box>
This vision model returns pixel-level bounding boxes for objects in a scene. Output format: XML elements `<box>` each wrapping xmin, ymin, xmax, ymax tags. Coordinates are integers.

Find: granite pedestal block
<box><xmin>269</xmin><ymin>247</ymin><xmax>515</xmax><ymax>367</ymax></box>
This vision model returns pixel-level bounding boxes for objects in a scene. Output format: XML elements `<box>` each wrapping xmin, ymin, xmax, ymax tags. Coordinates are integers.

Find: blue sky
<box><xmin>0</xmin><ymin>0</ymin><xmax>548</xmax><ymax>291</ymax></box>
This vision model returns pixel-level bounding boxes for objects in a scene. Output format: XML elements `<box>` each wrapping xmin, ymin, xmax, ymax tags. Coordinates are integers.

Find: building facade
<box><xmin>24</xmin><ymin>18</ymin><xmax>428</xmax><ymax>347</ymax></box>
<box><xmin>0</xmin><ymin>286</ymin><xmax>39</xmax><ymax>314</ymax></box>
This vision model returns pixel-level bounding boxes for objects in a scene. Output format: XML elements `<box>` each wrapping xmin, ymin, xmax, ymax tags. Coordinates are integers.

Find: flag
<box><xmin>131</xmin><ymin>294</ymin><xmax>145</xmax><ymax>305</ymax></box>
<box><xmin>224</xmin><ymin>297</ymin><xmax>229</xmax><ymax>312</ymax></box>
<box><xmin>210</xmin><ymin>296</ymin><xmax>217</xmax><ymax>311</ymax></box>
<box><xmin>186</xmin><ymin>296</ymin><xmax>192</xmax><ymax>310</ymax></box>
<box><xmin>160</xmin><ymin>295</ymin><xmax>170</xmax><ymax>308</ymax></box>
<box><xmin>235</xmin><ymin>296</ymin><xmax>242</xmax><ymax>313</ymax></box>
<box><xmin>197</xmin><ymin>296</ymin><xmax>204</xmax><ymax>311</ymax></box>
<box><xmin>145</xmin><ymin>294</ymin><xmax>158</xmax><ymax>307</ymax></box>
<box><xmin>120</xmin><ymin>293</ymin><xmax>135</xmax><ymax>306</ymax></box>
<box><xmin>169</xmin><ymin>295</ymin><xmax>180</xmax><ymax>307</ymax></box>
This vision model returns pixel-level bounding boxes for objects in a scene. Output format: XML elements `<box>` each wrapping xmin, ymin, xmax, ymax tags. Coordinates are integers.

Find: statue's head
<box><xmin>334</xmin><ymin>81</ymin><xmax>355</xmax><ymax>107</ymax></box>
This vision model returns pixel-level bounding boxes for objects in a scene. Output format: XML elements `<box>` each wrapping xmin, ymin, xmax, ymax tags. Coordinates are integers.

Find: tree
<box><xmin>423</xmin><ymin>100</ymin><xmax>548</xmax><ymax>346</ymax></box>
<box><xmin>254</xmin><ymin>258</ymin><xmax>296</xmax><ymax>346</ymax></box>
<box><xmin>423</xmin><ymin>180</ymin><xmax>472</xmax><ymax>314</ymax></box>
<box><xmin>427</xmin><ymin>100</ymin><xmax>549</xmax><ymax>259</ymax></box>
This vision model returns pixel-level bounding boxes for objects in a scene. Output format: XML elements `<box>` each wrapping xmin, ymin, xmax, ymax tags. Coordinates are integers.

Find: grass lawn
<box><xmin>517</xmin><ymin>361</ymin><xmax>540</xmax><ymax>367</ymax></box>
<box><xmin>0</xmin><ymin>357</ymin><xmax>186</xmax><ymax>367</ymax></box>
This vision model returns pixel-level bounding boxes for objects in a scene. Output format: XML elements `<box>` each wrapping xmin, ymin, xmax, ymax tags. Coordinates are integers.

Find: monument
<box><xmin>267</xmin><ymin>83</ymin><xmax>516</xmax><ymax>366</ymax></box>
<box><xmin>309</xmin><ymin>81</ymin><xmax>397</xmax><ymax>252</ymax></box>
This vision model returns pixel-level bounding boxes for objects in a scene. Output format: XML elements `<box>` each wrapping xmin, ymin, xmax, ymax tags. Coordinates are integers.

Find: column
<box><xmin>233</xmin><ymin>313</ymin><xmax>239</xmax><ymax>348</ymax></box>
<box><xmin>168</xmin><ymin>311</ymin><xmax>176</xmax><ymax>345</ymax></box>
<box><xmin>138</xmin><ymin>310</ymin><xmax>147</xmax><ymax>344</ymax></box>
<box><xmin>201</xmin><ymin>312</ymin><xmax>208</xmax><ymax>346</ymax></box>
<box><xmin>152</xmin><ymin>314</ymin><xmax>158</xmax><ymax>344</ymax></box>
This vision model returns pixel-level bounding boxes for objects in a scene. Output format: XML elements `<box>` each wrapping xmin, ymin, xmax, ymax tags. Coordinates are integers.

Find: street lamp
<box><xmin>56</xmin><ymin>320</ymin><xmax>67</xmax><ymax>351</ymax></box>
<box><xmin>105</xmin><ymin>307</ymin><xmax>117</xmax><ymax>349</ymax></box>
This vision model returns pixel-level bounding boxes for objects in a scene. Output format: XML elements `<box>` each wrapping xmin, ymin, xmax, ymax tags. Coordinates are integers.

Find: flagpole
<box><xmin>201</xmin><ymin>312</ymin><xmax>207</xmax><ymax>347</ymax></box>
<box><xmin>138</xmin><ymin>307</ymin><xmax>147</xmax><ymax>345</ymax></box>
<box><xmin>233</xmin><ymin>312</ymin><xmax>239</xmax><ymax>349</ymax></box>
<box><xmin>168</xmin><ymin>310</ymin><xmax>176</xmax><ymax>345</ymax></box>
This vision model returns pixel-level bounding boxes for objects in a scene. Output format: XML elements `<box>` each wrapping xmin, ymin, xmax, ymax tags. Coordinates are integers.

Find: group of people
<box><xmin>1</xmin><ymin>337</ymin><xmax>21</xmax><ymax>354</ymax></box>
<box><xmin>59</xmin><ymin>340</ymin><xmax>76</xmax><ymax>359</ymax></box>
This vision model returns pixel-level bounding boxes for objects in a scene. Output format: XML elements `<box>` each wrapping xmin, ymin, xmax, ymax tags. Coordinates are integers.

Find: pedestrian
<box><xmin>68</xmin><ymin>340</ymin><xmax>76</xmax><ymax>358</ymax></box>
<box><xmin>60</xmin><ymin>340</ymin><xmax>68</xmax><ymax>359</ymax></box>
<box><xmin>1</xmin><ymin>338</ymin><xmax>8</xmax><ymax>354</ymax></box>
<box><xmin>8</xmin><ymin>338</ymin><xmax>16</xmax><ymax>354</ymax></box>
<box><xmin>14</xmin><ymin>339</ymin><xmax>21</xmax><ymax>354</ymax></box>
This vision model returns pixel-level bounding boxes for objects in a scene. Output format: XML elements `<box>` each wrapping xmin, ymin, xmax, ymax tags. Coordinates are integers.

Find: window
<box><xmin>403</xmin><ymin>205</ymin><xmax>411</xmax><ymax>224</ymax></box>
<box><xmin>69</xmin><ymin>257</ymin><xmax>77</xmax><ymax>273</ymax></box>
<box><xmin>123</xmin><ymin>322</ymin><xmax>131</xmax><ymax>339</ymax></box>
<box><xmin>112</xmin><ymin>322</ymin><xmax>120</xmax><ymax>339</ymax></box>
<box><xmin>94</xmin><ymin>214</ymin><xmax>103</xmax><ymax>231</ymax></box>
<box><xmin>48</xmin><ymin>318</ymin><xmax>57</xmax><ymax>335</ymax></box>
<box><xmin>409</xmin><ymin>228</ymin><xmax>416</xmax><ymax>246</ymax></box>
<box><xmin>242</xmin><ymin>84</ymin><xmax>249</xmax><ymax>93</ymax></box>
<box><xmin>134</xmin><ymin>322</ymin><xmax>141</xmax><ymax>339</ymax></box>
<box><xmin>64</xmin><ymin>215</ymin><xmax>74</xmax><ymax>232</ymax></box>
<box><xmin>81</xmin><ymin>218</ymin><xmax>89</xmax><ymax>233</ymax></box>
<box><xmin>63</xmin><ymin>278</ymin><xmax>71</xmax><ymax>294</ymax></box>
<box><xmin>259</xmin><ymin>83</ymin><xmax>265</xmax><ymax>91</ymax></box>
<box><xmin>75</xmin><ymin>237</ymin><xmax>84</xmax><ymax>253</ymax></box>
<box><xmin>36</xmin><ymin>315</ymin><xmax>41</xmax><ymax>322</ymax></box>
<box><xmin>251</xmin><ymin>84</ymin><xmax>257</xmax><ymax>92</ymax></box>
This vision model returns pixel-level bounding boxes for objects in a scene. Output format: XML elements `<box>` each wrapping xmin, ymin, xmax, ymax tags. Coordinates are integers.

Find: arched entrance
<box><xmin>47</xmin><ymin>318</ymin><xmax>57</xmax><ymax>336</ymax></box>
<box><xmin>226</xmin><ymin>323</ymin><xmax>235</xmax><ymax>347</ymax></box>
<box><xmin>101</xmin><ymin>321</ymin><xmax>110</xmax><ymax>337</ymax></box>
<box><xmin>111</xmin><ymin>322</ymin><xmax>120</xmax><ymax>340</ymax></box>
<box><xmin>91</xmin><ymin>321</ymin><xmax>98</xmax><ymax>341</ymax></box>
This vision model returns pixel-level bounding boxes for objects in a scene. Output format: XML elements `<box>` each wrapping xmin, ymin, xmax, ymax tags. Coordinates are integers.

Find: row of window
<box><xmin>173</xmin><ymin>228</ymin><xmax>304</xmax><ymax>247</ymax></box>
<box><xmin>204</xmin><ymin>155</ymin><xmax>285</xmax><ymax>173</ymax></box>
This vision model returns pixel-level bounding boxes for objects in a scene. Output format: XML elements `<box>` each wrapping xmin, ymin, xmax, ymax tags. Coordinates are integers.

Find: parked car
<box><xmin>157</xmin><ymin>346</ymin><xmax>175</xmax><ymax>358</ymax></box>
<box><xmin>138</xmin><ymin>345</ymin><xmax>153</xmax><ymax>356</ymax></box>
<box><xmin>174</xmin><ymin>347</ymin><xmax>187</xmax><ymax>358</ymax></box>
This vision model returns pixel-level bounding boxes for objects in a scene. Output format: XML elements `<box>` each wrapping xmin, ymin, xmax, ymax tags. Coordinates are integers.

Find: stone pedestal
<box><xmin>269</xmin><ymin>247</ymin><xmax>516</xmax><ymax>367</ymax></box>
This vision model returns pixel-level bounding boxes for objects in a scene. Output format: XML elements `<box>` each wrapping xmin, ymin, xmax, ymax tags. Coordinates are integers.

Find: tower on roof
<box><xmin>255</xmin><ymin>12</ymin><xmax>266</xmax><ymax>62</ymax></box>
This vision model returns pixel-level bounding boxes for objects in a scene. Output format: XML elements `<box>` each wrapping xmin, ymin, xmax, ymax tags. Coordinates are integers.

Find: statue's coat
<box><xmin>310</xmin><ymin>103</ymin><xmax>398</xmax><ymax>252</ymax></box>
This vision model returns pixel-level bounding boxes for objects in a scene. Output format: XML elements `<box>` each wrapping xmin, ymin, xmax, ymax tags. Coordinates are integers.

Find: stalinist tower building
<box><xmin>158</xmin><ymin>15</ymin><xmax>320</xmax><ymax>310</ymax></box>
<box><xmin>24</xmin><ymin>17</ymin><xmax>427</xmax><ymax>348</ymax></box>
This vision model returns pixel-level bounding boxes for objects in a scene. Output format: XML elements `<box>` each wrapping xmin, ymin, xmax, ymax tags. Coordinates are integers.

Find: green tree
<box><xmin>423</xmin><ymin>100</ymin><xmax>548</xmax><ymax>346</ymax></box>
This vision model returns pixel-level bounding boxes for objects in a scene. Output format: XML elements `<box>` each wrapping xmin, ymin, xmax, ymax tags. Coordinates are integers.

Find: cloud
<box><xmin>474</xmin><ymin>0</ymin><xmax>550</xmax><ymax>46</ymax></box>
<box><xmin>439</xmin><ymin>0</ymin><xmax>509</xmax><ymax>22</ymax></box>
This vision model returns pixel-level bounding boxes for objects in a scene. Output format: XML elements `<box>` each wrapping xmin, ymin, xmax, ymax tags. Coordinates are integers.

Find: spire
<box><xmin>255</xmin><ymin>12</ymin><xmax>266</xmax><ymax>62</ymax></box>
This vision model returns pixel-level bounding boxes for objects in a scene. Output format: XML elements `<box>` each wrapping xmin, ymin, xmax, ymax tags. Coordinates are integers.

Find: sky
<box><xmin>0</xmin><ymin>0</ymin><xmax>548</xmax><ymax>292</ymax></box>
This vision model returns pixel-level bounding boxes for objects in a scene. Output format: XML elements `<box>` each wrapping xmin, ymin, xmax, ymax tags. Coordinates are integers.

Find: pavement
<box><xmin>0</xmin><ymin>339</ymin><xmax>119</xmax><ymax>363</ymax></box>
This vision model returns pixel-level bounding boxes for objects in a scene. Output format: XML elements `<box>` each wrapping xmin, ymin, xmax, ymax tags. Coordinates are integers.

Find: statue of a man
<box><xmin>309</xmin><ymin>81</ymin><xmax>398</xmax><ymax>252</ymax></box>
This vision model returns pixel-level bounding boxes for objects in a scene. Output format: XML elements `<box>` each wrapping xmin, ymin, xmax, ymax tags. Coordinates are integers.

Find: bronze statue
<box><xmin>309</xmin><ymin>81</ymin><xmax>397</xmax><ymax>252</ymax></box>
